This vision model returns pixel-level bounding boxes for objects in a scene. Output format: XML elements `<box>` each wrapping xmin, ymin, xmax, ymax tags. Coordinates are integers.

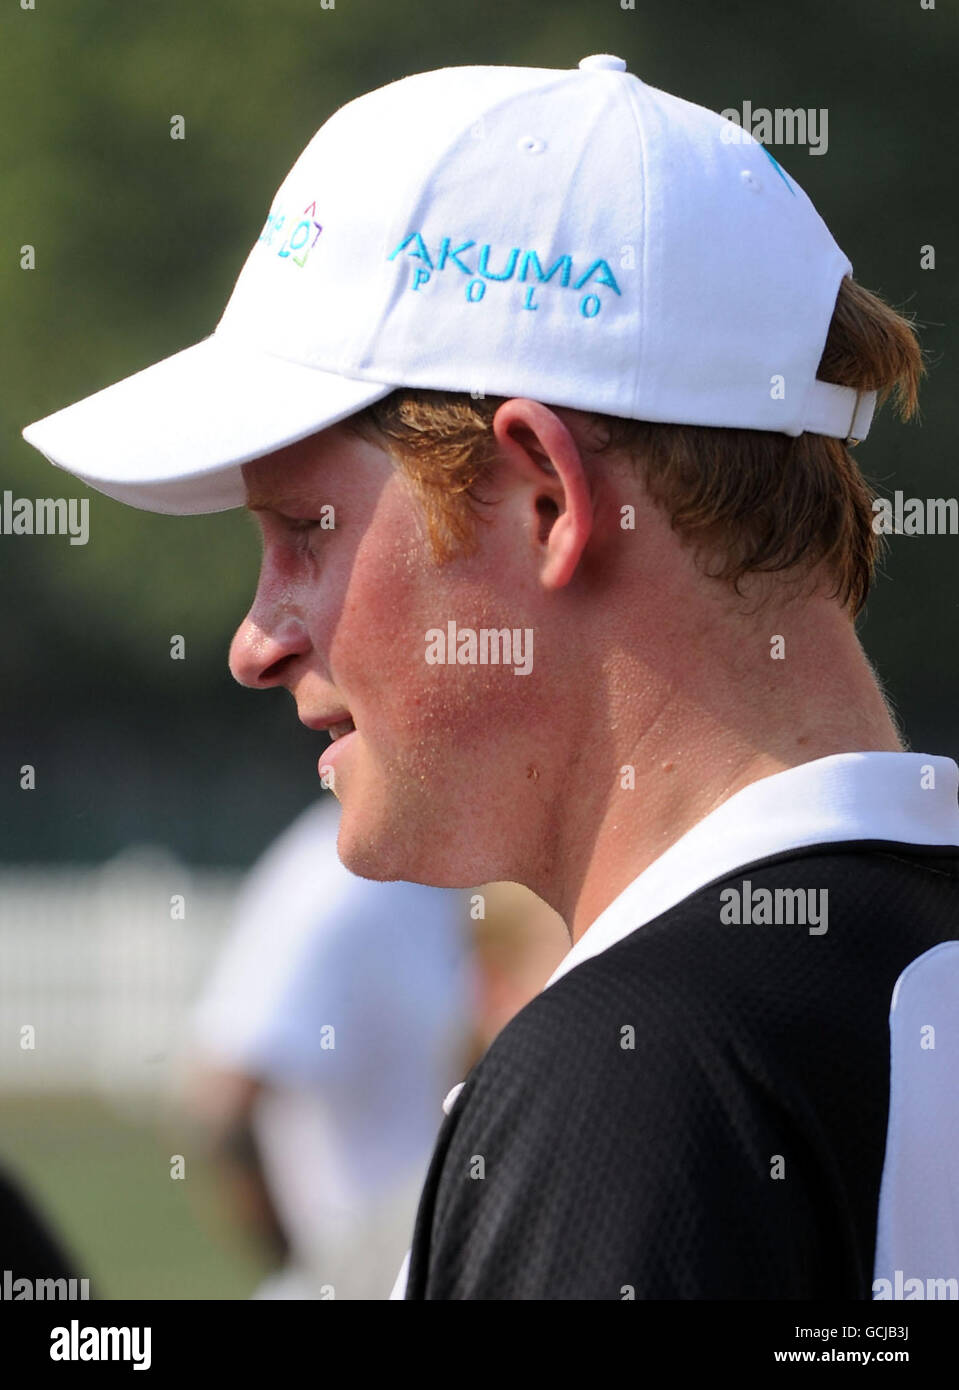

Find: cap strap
<box><xmin>802</xmin><ymin>380</ymin><xmax>877</xmax><ymax>442</ymax></box>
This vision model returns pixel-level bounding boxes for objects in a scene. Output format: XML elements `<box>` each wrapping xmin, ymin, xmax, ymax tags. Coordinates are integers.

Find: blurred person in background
<box><xmin>186</xmin><ymin>797</ymin><xmax>568</xmax><ymax>1298</ymax></box>
<box><xmin>462</xmin><ymin>882</ymin><xmax>568</xmax><ymax>1067</ymax></box>
<box><xmin>187</xmin><ymin>796</ymin><xmax>471</xmax><ymax>1299</ymax></box>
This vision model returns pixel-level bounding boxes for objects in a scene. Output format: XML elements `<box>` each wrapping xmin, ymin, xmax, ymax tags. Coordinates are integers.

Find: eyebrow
<box><xmin>245</xmin><ymin>495</ymin><xmax>315</xmax><ymax>514</ymax></box>
<box><xmin>244</xmin><ymin>473</ymin><xmax>333</xmax><ymax>514</ymax></box>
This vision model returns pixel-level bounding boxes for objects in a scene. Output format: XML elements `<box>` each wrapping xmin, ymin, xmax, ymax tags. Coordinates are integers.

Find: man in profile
<box><xmin>23</xmin><ymin>56</ymin><xmax>959</xmax><ymax>1298</ymax></box>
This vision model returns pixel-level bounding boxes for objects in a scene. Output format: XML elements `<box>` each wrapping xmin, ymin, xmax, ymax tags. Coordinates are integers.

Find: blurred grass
<box><xmin>1</xmin><ymin>1093</ymin><xmax>268</xmax><ymax>1299</ymax></box>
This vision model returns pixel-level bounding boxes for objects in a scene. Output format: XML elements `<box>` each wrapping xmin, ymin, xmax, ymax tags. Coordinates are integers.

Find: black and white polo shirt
<box><xmin>391</xmin><ymin>752</ymin><xmax>959</xmax><ymax>1299</ymax></box>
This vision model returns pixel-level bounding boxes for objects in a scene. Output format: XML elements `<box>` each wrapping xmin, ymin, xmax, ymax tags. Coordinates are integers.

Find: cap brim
<box><xmin>21</xmin><ymin>334</ymin><xmax>395</xmax><ymax>515</ymax></box>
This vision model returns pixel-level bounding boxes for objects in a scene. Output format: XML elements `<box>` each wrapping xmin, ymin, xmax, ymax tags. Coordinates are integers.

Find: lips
<box><xmin>327</xmin><ymin>716</ymin><xmax>356</xmax><ymax>741</ymax></box>
<box><xmin>299</xmin><ymin>710</ymin><xmax>358</xmax><ymax>785</ymax></box>
<box><xmin>316</xmin><ymin>718</ymin><xmax>358</xmax><ymax>785</ymax></box>
<box><xmin>299</xmin><ymin>709</ymin><xmax>355</xmax><ymax>737</ymax></box>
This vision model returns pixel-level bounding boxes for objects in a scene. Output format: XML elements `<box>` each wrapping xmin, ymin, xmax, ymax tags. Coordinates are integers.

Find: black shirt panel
<box><xmin>405</xmin><ymin>841</ymin><xmax>959</xmax><ymax>1299</ymax></box>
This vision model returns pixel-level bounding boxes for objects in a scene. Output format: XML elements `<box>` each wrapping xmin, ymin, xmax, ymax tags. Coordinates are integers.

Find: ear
<box><xmin>491</xmin><ymin>398</ymin><xmax>593</xmax><ymax>590</ymax></box>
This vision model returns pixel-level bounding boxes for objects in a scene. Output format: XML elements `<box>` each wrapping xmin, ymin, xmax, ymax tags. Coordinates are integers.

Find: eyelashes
<box><xmin>284</xmin><ymin>516</ymin><xmax>335</xmax><ymax>534</ymax></box>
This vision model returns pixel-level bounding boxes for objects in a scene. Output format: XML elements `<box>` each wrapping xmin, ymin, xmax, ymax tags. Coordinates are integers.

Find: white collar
<box><xmin>544</xmin><ymin>752</ymin><xmax>959</xmax><ymax>991</ymax></box>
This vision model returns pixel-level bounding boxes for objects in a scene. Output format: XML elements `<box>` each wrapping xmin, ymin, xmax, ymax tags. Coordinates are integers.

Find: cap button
<box><xmin>578</xmin><ymin>54</ymin><xmax>628</xmax><ymax>72</ymax></box>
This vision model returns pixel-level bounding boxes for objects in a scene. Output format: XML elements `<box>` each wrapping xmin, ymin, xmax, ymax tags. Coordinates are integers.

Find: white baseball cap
<box><xmin>21</xmin><ymin>54</ymin><xmax>876</xmax><ymax>516</ymax></box>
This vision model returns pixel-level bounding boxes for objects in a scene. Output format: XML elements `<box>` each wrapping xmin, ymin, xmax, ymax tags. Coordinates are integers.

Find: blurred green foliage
<box><xmin>2</xmin><ymin>0</ymin><xmax>958</xmax><ymax>864</ymax></box>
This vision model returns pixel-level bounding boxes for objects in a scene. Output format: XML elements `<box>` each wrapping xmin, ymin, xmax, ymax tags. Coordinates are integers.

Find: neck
<box><xmin>536</xmin><ymin>601</ymin><xmax>903</xmax><ymax>945</ymax></box>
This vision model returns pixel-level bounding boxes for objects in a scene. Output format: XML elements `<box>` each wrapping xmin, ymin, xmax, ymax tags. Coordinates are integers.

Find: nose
<box><xmin>229</xmin><ymin>607</ymin><xmax>311</xmax><ymax>689</ymax></box>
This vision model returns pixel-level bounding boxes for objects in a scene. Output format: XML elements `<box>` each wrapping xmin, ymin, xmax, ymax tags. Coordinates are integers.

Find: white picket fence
<box><xmin>0</xmin><ymin>851</ymin><xmax>241</xmax><ymax>1095</ymax></box>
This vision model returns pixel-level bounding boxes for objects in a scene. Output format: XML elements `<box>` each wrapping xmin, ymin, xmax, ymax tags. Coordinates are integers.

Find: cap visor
<box><xmin>21</xmin><ymin>334</ymin><xmax>395</xmax><ymax>515</ymax></box>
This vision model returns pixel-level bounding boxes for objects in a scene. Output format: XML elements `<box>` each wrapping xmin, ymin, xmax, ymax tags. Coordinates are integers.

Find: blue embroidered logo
<box><xmin>388</xmin><ymin>231</ymin><xmax>622</xmax><ymax>318</ymax></box>
<box><xmin>760</xmin><ymin>147</ymin><xmax>796</xmax><ymax>196</ymax></box>
<box><xmin>258</xmin><ymin>199</ymin><xmax>324</xmax><ymax>267</ymax></box>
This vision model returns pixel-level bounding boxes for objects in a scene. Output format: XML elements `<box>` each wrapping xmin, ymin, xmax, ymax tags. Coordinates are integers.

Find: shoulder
<box><xmin>414</xmin><ymin>847</ymin><xmax>959</xmax><ymax>1297</ymax></box>
<box><xmin>415</xmin><ymin>906</ymin><xmax>833</xmax><ymax>1297</ymax></box>
<box><xmin>454</xmin><ymin>916</ymin><xmax>749</xmax><ymax>1155</ymax></box>
<box><xmin>438</xmin><ymin>914</ymin><xmax>773</xmax><ymax>1221</ymax></box>
<box><xmin>418</xmin><ymin>932</ymin><xmax>827</xmax><ymax>1298</ymax></box>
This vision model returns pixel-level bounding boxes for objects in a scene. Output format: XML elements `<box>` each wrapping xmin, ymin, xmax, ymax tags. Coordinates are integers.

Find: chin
<box><xmin>333</xmin><ymin>795</ymin><xmax>478</xmax><ymax>889</ymax></box>
<box><xmin>332</xmin><ymin>797</ymin><xmax>422</xmax><ymax>885</ymax></box>
<box><xmin>334</xmin><ymin>814</ymin><xmax>398</xmax><ymax>882</ymax></box>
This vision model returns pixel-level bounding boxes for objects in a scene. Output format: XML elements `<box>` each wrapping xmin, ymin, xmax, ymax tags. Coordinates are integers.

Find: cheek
<box><xmin>330</xmin><ymin>525</ymin><xmax>445</xmax><ymax>734</ymax></box>
<box><xmin>330</xmin><ymin>525</ymin><xmax>535</xmax><ymax>764</ymax></box>
<box><xmin>321</xmin><ymin>491</ymin><xmax>432</xmax><ymax>718</ymax></box>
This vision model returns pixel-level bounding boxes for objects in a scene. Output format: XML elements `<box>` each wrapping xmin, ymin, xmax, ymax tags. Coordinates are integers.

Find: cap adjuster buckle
<box><xmin>846</xmin><ymin>389</ymin><xmax>865</xmax><ymax>446</ymax></box>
